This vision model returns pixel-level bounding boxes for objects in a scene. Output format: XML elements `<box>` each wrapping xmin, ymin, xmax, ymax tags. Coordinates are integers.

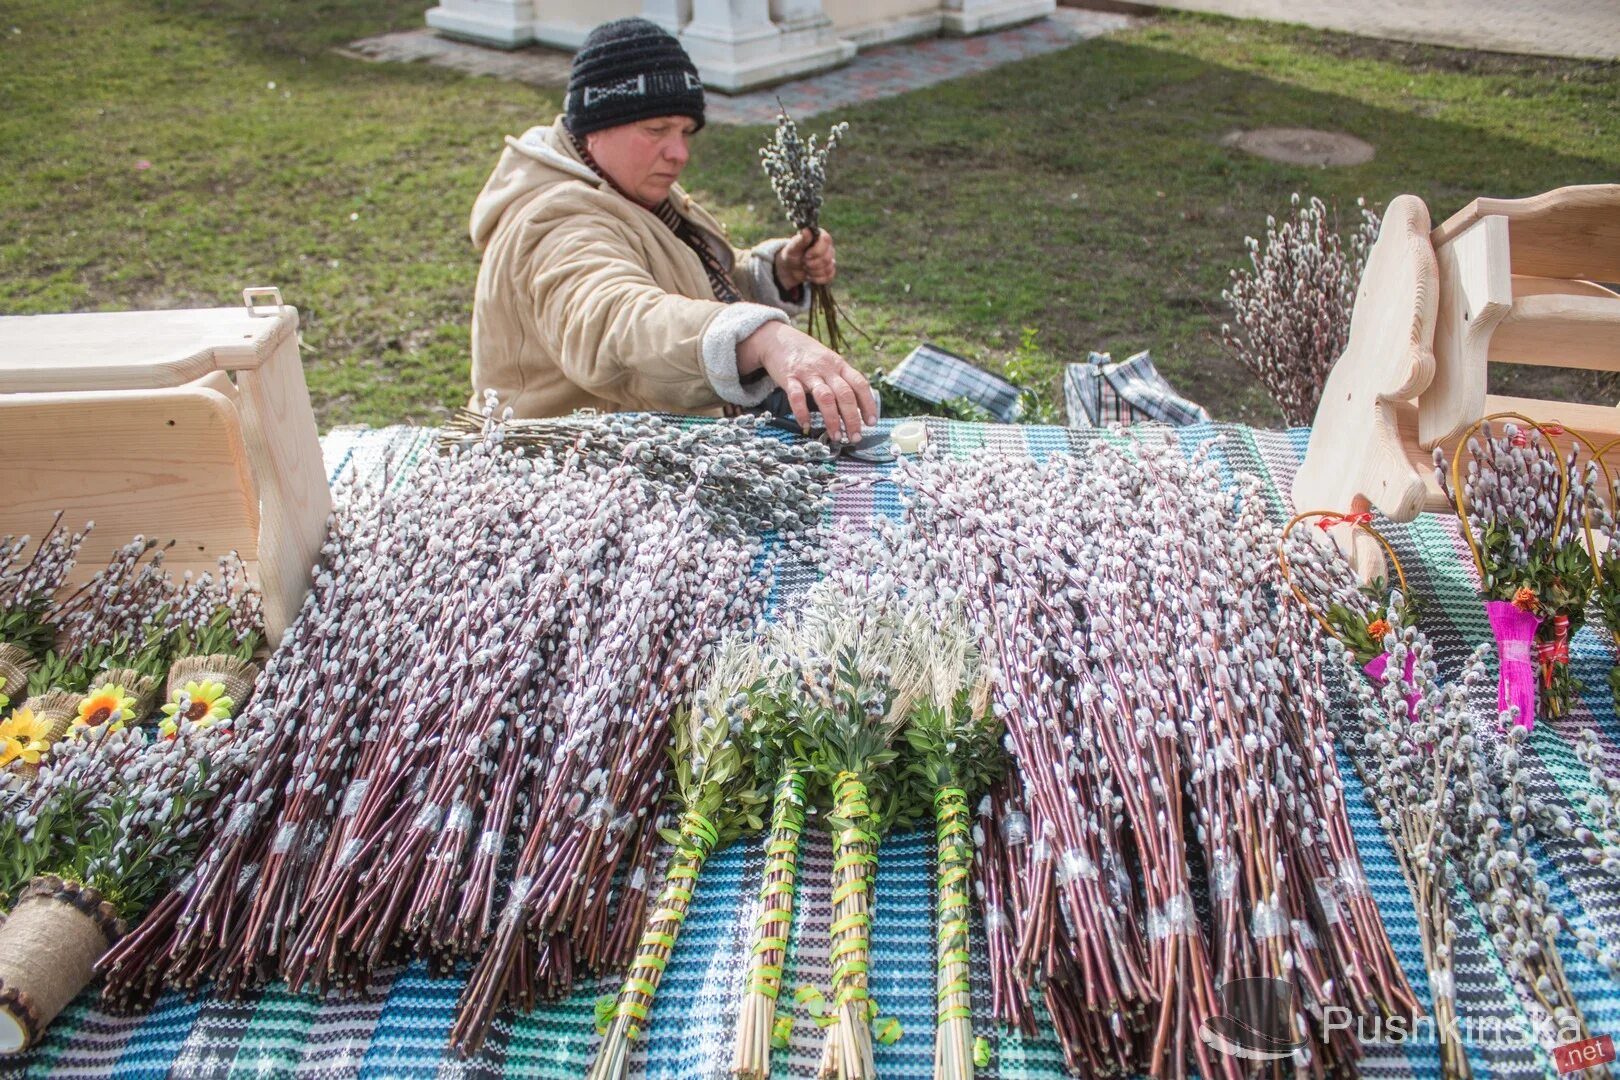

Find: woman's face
<box><xmin>586</xmin><ymin>116</ymin><xmax>698</xmax><ymax>207</ymax></box>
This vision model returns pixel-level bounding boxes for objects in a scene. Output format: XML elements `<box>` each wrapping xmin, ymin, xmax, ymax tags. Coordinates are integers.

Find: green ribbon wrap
<box><xmin>607</xmin><ymin>810</ymin><xmax>718</xmax><ymax>1040</ymax></box>
<box><xmin>830</xmin><ymin>771</ymin><xmax>878</xmax><ymax>1010</ymax></box>
<box><xmin>745</xmin><ymin>770</ymin><xmax>806</xmax><ymax>1001</ymax></box>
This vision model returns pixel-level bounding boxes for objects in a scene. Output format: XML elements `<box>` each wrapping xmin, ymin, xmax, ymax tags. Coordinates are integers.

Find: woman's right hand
<box><xmin>736</xmin><ymin>321</ymin><xmax>877</xmax><ymax>442</ymax></box>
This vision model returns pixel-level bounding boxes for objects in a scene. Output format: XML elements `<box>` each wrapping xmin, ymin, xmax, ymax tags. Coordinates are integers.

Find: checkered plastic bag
<box><xmin>1064</xmin><ymin>350</ymin><xmax>1209</xmax><ymax>428</ymax></box>
<box><xmin>881</xmin><ymin>343</ymin><xmax>1024</xmax><ymax>423</ymax></box>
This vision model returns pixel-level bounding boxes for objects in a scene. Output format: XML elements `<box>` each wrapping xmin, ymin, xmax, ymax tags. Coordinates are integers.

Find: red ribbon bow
<box><xmin>1512</xmin><ymin>425</ymin><xmax>1564</xmax><ymax>448</ymax></box>
<box><xmin>1315</xmin><ymin>512</ymin><xmax>1373</xmax><ymax>530</ymax></box>
<box><xmin>1537</xmin><ymin>614</ymin><xmax>1571</xmax><ymax>688</ymax></box>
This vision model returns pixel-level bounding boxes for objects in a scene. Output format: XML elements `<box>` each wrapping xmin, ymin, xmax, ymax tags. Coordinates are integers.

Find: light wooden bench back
<box><xmin>0</xmin><ymin>291</ymin><xmax>330</xmax><ymax>647</ymax></box>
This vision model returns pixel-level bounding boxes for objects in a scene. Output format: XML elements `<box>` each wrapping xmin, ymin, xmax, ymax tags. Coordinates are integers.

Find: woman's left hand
<box><xmin>776</xmin><ymin>228</ymin><xmax>837</xmax><ymax>290</ymax></box>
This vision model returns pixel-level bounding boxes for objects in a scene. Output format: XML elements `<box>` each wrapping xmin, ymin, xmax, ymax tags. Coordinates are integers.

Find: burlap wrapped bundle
<box><xmin>10</xmin><ymin>691</ymin><xmax>78</xmax><ymax>780</ymax></box>
<box><xmin>24</xmin><ymin>691</ymin><xmax>79</xmax><ymax>747</ymax></box>
<box><xmin>0</xmin><ymin>646</ymin><xmax>34</xmax><ymax>706</ymax></box>
<box><xmin>164</xmin><ymin>655</ymin><xmax>259</xmax><ymax>713</ymax></box>
<box><xmin>0</xmin><ymin>876</ymin><xmax>124</xmax><ymax>1055</ymax></box>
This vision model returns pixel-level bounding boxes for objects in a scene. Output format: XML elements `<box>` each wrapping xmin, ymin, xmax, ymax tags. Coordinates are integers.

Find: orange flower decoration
<box><xmin>72</xmin><ymin>683</ymin><xmax>136</xmax><ymax>734</ymax></box>
<box><xmin>1366</xmin><ymin>619</ymin><xmax>1391</xmax><ymax>641</ymax></box>
<box><xmin>1512</xmin><ymin>587</ymin><xmax>1538</xmax><ymax>612</ymax></box>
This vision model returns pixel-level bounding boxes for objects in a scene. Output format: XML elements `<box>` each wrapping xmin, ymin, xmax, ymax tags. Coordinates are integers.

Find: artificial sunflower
<box><xmin>73</xmin><ymin>683</ymin><xmax>137</xmax><ymax>734</ymax></box>
<box><xmin>0</xmin><ymin>708</ymin><xmax>53</xmax><ymax>768</ymax></box>
<box><xmin>158</xmin><ymin>680</ymin><xmax>234</xmax><ymax>739</ymax></box>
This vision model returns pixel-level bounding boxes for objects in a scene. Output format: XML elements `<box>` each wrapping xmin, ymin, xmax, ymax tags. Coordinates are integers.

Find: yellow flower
<box><xmin>73</xmin><ymin>683</ymin><xmax>137</xmax><ymax>734</ymax></box>
<box><xmin>0</xmin><ymin>708</ymin><xmax>52</xmax><ymax>768</ymax></box>
<box><xmin>158</xmin><ymin>680</ymin><xmax>234</xmax><ymax>738</ymax></box>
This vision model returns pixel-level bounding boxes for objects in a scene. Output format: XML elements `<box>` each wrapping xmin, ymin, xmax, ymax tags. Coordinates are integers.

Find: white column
<box><xmin>938</xmin><ymin>0</ymin><xmax>1053</xmax><ymax>36</ymax></box>
<box><xmin>425</xmin><ymin>0</ymin><xmax>538</xmax><ymax>47</ymax></box>
<box><xmin>770</xmin><ymin>0</ymin><xmax>832</xmax><ymax>40</ymax></box>
<box><xmin>642</xmin><ymin>0</ymin><xmax>693</xmax><ymax>34</ymax></box>
<box><xmin>677</xmin><ymin>0</ymin><xmax>854</xmax><ymax>92</ymax></box>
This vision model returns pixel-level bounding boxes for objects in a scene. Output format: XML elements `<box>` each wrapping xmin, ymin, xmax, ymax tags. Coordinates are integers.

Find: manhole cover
<box><xmin>1220</xmin><ymin>128</ymin><xmax>1375</xmax><ymax>167</ymax></box>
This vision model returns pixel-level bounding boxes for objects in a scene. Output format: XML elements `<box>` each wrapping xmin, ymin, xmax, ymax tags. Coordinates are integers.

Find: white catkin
<box><xmin>1056</xmin><ymin>848</ymin><xmax>1098</xmax><ymax>884</ymax></box>
<box><xmin>984</xmin><ymin>906</ymin><xmax>1010</xmax><ymax>934</ymax></box>
<box><xmin>341</xmin><ymin>778</ymin><xmax>371</xmax><ymax>817</ymax></box>
<box><xmin>477</xmin><ymin>829</ymin><xmax>504</xmax><ymax>856</ymax></box>
<box><xmin>235</xmin><ymin>862</ymin><xmax>260</xmax><ymax>895</ymax></box>
<box><xmin>1001</xmin><ymin>811</ymin><xmax>1030</xmax><ymax>846</ymax></box>
<box><xmin>1291</xmin><ymin>918</ymin><xmax>1319</xmax><ymax>950</ymax></box>
<box><xmin>271</xmin><ymin>823</ymin><xmax>298</xmax><ymax>854</ymax></box>
<box><xmin>445</xmin><ymin>803</ymin><xmax>474</xmax><ymax>832</ymax></box>
<box><xmin>338</xmin><ymin>837</ymin><xmax>365</xmax><ymax>866</ymax></box>
<box><xmin>628</xmin><ymin>866</ymin><xmax>649</xmax><ymax>892</ymax></box>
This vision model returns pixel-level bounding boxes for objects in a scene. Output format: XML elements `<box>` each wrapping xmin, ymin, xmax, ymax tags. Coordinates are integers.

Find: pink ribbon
<box><xmin>1363</xmin><ymin>651</ymin><xmax>1419</xmax><ymax>722</ymax></box>
<box><xmin>1487</xmin><ymin>600</ymin><xmax>1542</xmax><ymax>730</ymax></box>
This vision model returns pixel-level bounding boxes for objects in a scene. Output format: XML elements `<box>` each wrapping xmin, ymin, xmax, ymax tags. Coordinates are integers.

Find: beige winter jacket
<box><xmin>468</xmin><ymin>116</ymin><xmax>806</xmax><ymax>419</ymax></box>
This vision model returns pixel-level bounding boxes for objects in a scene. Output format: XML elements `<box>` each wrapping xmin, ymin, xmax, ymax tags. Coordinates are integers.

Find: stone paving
<box><xmin>343</xmin><ymin>8</ymin><xmax>1135</xmax><ymax>124</ymax></box>
<box><xmin>1148</xmin><ymin>0</ymin><xmax>1619</xmax><ymax>62</ymax></box>
<box><xmin>710</xmin><ymin>9</ymin><xmax>1134</xmax><ymax>122</ymax></box>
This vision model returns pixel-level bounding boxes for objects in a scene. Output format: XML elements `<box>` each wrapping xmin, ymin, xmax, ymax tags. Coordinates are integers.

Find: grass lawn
<box><xmin>2</xmin><ymin>1</ymin><xmax>1617</xmax><ymax>428</ymax></box>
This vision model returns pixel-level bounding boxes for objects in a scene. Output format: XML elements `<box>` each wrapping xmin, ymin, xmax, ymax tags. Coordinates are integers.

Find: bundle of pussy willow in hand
<box><xmin>760</xmin><ymin>111</ymin><xmax>852</xmax><ymax>354</ymax></box>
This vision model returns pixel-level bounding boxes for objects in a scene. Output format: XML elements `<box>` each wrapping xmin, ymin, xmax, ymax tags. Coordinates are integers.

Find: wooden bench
<box><xmin>1295</xmin><ymin>185</ymin><xmax>1620</xmax><ymax>545</ymax></box>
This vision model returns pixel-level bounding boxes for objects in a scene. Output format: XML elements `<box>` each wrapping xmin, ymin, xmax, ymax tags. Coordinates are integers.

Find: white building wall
<box><xmin>426</xmin><ymin>0</ymin><xmax>1053</xmax><ymax>90</ymax></box>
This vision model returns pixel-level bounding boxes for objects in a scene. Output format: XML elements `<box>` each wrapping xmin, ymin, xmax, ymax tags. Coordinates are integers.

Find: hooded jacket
<box><xmin>468</xmin><ymin>116</ymin><xmax>806</xmax><ymax>418</ymax></box>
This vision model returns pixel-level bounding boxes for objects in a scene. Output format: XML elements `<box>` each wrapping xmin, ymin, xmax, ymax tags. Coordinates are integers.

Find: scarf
<box><xmin>572</xmin><ymin>132</ymin><xmax>742</xmax><ymax>304</ymax></box>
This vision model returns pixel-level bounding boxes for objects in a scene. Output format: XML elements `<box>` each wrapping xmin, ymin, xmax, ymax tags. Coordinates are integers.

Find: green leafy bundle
<box><xmin>898</xmin><ymin>610</ymin><xmax>1003</xmax><ymax>1080</ymax></box>
<box><xmin>586</xmin><ymin>638</ymin><xmax>766</xmax><ymax>1080</ymax></box>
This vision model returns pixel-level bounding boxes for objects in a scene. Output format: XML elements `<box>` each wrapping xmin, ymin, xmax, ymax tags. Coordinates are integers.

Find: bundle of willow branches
<box><xmin>1434</xmin><ymin>420</ymin><xmax>1595</xmax><ymax>725</ymax></box>
<box><xmin>440</xmin><ymin>407</ymin><xmax>833</xmax><ymax>539</ymax></box>
<box><xmin>897</xmin><ymin>438</ymin><xmax>1417</xmax><ymax>1077</ymax></box>
<box><xmin>759</xmin><ymin>111</ymin><xmax>853</xmax><ymax>353</ymax></box>
<box><xmin>587</xmin><ymin>636</ymin><xmax>767</xmax><ymax>1080</ymax></box>
<box><xmin>100</xmin><ymin>417</ymin><xmax>805</xmax><ymax>1063</ymax></box>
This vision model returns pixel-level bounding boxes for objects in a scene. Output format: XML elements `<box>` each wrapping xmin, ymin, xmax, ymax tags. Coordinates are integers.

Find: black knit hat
<box><xmin>565</xmin><ymin>18</ymin><xmax>705</xmax><ymax>137</ymax></box>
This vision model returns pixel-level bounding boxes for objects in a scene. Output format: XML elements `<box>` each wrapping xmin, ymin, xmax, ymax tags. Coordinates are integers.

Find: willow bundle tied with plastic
<box><xmin>760</xmin><ymin>110</ymin><xmax>853</xmax><ymax>353</ymax></box>
<box><xmin>896</xmin><ymin>439</ymin><xmax>1419</xmax><ymax>1077</ymax></box>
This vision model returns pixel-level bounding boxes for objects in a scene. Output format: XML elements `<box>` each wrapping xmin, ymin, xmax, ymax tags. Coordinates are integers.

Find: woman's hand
<box><xmin>774</xmin><ymin>228</ymin><xmax>837</xmax><ymax>291</ymax></box>
<box><xmin>736</xmin><ymin>321</ymin><xmax>875</xmax><ymax>441</ymax></box>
